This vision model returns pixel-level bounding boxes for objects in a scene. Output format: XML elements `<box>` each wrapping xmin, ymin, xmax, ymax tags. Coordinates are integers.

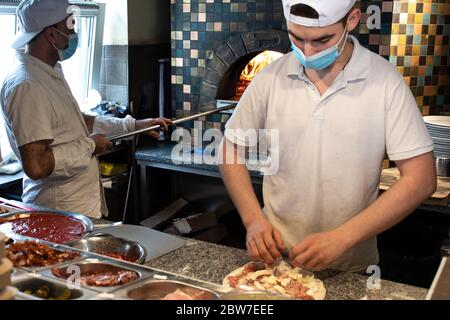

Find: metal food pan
<box><xmin>12</xmin><ymin>275</ymin><xmax>99</xmax><ymax>300</ymax></box>
<box><xmin>111</xmin><ymin>276</ymin><xmax>222</xmax><ymax>300</ymax></box>
<box><xmin>40</xmin><ymin>259</ymin><xmax>148</xmax><ymax>293</ymax></box>
<box><xmin>125</xmin><ymin>280</ymin><xmax>220</xmax><ymax>300</ymax></box>
<box><xmin>0</xmin><ymin>204</ymin><xmax>20</xmax><ymax>215</ymax></box>
<box><xmin>6</xmin><ymin>241</ymin><xmax>86</xmax><ymax>273</ymax></box>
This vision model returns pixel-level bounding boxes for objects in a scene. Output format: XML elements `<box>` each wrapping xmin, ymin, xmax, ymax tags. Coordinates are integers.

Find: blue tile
<box><xmin>171</xmin><ymin>0</ymin><xmax>440</xmax><ymax>117</ymax></box>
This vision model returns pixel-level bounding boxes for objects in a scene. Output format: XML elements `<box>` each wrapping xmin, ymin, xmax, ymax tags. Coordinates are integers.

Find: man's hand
<box><xmin>90</xmin><ymin>134</ymin><xmax>112</xmax><ymax>155</ymax></box>
<box><xmin>136</xmin><ymin>118</ymin><xmax>172</xmax><ymax>139</ymax></box>
<box><xmin>289</xmin><ymin>230</ymin><xmax>350</xmax><ymax>271</ymax></box>
<box><xmin>246</xmin><ymin>216</ymin><xmax>286</xmax><ymax>265</ymax></box>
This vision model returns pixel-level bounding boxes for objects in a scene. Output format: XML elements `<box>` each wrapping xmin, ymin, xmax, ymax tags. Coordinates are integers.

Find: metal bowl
<box><xmin>0</xmin><ymin>210</ymin><xmax>94</xmax><ymax>244</ymax></box>
<box><xmin>66</xmin><ymin>236</ymin><xmax>147</xmax><ymax>264</ymax></box>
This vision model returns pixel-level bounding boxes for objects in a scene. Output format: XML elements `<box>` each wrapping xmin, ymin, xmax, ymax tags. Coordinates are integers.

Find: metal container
<box><xmin>0</xmin><ymin>211</ymin><xmax>94</xmax><ymax>243</ymax></box>
<box><xmin>126</xmin><ymin>280</ymin><xmax>220</xmax><ymax>300</ymax></box>
<box><xmin>0</xmin><ymin>204</ymin><xmax>18</xmax><ymax>215</ymax></box>
<box><xmin>436</xmin><ymin>156</ymin><xmax>450</xmax><ymax>177</ymax></box>
<box><xmin>13</xmin><ymin>277</ymin><xmax>86</xmax><ymax>300</ymax></box>
<box><xmin>49</xmin><ymin>261</ymin><xmax>142</xmax><ymax>292</ymax></box>
<box><xmin>5</xmin><ymin>241</ymin><xmax>84</xmax><ymax>272</ymax></box>
<box><xmin>65</xmin><ymin>236</ymin><xmax>146</xmax><ymax>264</ymax></box>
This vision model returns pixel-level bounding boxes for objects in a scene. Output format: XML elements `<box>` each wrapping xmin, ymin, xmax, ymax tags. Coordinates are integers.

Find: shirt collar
<box><xmin>16</xmin><ymin>51</ymin><xmax>65</xmax><ymax>79</ymax></box>
<box><xmin>287</xmin><ymin>35</ymin><xmax>371</xmax><ymax>82</ymax></box>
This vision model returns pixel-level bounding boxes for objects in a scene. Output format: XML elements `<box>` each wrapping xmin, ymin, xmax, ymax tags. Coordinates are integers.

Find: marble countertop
<box><xmin>135</xmin><ymin>142</ymin><xmax>263</xmax><ymax>178</ymax></box>
<box><xmin>144</xmin><ymin>238</ymin><xmax>428</xmax><ymax>300</ymax></box>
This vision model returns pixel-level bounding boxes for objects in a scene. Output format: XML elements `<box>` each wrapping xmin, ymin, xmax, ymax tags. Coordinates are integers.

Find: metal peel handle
<box><xmin>107</xmin><ymin>104</ymin><xmax>237</xmax><ymax>142</ymax></box>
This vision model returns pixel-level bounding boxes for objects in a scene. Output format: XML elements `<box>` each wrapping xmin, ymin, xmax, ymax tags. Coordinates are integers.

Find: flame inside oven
<box><xmin>233</xmin><ymin>51</ymin><xmax>284</xmax><ymax>100</ymax></box>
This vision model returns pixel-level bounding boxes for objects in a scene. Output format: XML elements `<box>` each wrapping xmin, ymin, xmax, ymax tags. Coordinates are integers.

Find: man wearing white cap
<box><xmin>220</xmin><ymin>0</ymin><xmax>436</xmax><ymax>272</ymax></box>
<box><xmin>0</xmin><ymin>0</ymin><xmax>171</xmax><ymax>218</ymax></box>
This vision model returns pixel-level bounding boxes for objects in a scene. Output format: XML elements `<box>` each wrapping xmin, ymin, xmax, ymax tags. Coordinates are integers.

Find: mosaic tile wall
<box><xmin>389</xmin><ymin>0</ymin><xmax>449</xmax><ymax>115</ymax></box>
<box><xmin>170</xmin><ymin>0</ymin><xmax>285</xmax><ymax>128</ymax></box>
<box><xmin>170</xmin><ymin>0</ymin><xmax>450</xmax><ymax>128</ymax></box>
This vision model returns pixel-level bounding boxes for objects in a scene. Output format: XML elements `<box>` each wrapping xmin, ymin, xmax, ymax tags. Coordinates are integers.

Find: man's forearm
<box><xmin>336</xmin><ymin>156</ymin><xmax>436</xmax><ymax>251</ymax></box>
<box><xmin>219</xmin><ymin>163</ymin><xmax>264</xmax><ymax>227</ymax></box>
<box><xmin>219</xmin><ymin>140</ymin><xmax>264</xmax><ymax>227</ymax></box>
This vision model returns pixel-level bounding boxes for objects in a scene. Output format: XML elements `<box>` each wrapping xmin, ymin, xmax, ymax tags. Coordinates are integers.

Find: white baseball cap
<box><xmin>11</xmin><ymin>0</ymin><xmax>72</xmax><ymax>49</ymax></box>
<box><xmin>283</xmin><ymin>0</ymin><xmax>357</xmax><ymax>27</ymax></box>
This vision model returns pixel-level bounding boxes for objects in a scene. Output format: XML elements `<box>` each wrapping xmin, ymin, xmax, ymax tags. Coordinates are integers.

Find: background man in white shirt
<box><xmin>0</xmin><ymin>0</ymin><xmax>171</xmax><ymax>218</ymax></box>
<box><xmin>219</xmin><ymin>0</ymin><xmax>436</xmax><ymax>272</ymax></box>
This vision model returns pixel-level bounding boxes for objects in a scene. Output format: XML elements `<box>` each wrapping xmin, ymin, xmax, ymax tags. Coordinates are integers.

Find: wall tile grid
<box><xmin>170</xmin><ymin>0</ymin><xmax>449</xmax><ymax>132</ymax></box>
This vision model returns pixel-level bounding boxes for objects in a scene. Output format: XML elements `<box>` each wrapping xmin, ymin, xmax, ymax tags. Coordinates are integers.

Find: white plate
<box><xmin>428</xmin><ymin>129</ymin><xmax>450</xmax><ymax>135</ymax></box>
<box><xmin>428</xmin><ymin>131</ymin><xmax>450</xmax><ymax>139</ymax></box>
<box><xmin>424</xmin><ymin>116</ymin><xmax>450</xmax><ymax>128</ymax></box>
<box><xmin>435</xmin><ymin>152</ymin><xmax>450</xmax><ymax>158</ymax></box>
<box><xmin>434</xmin><ymin>147</ymin><xmax>450</xmax><ymax>153</ymax></box>
<box><xmin>432</xmin><ymin>135</ymin><xmax>450</xmax><ymax>141</ymax></box>
<box><xmin>432</xmin><ymin>142</ymin><xmax>450</xmax><ymax>148</ymax></box>
<box><xmin>427</xmin><ymin>124</ymin><xmax>450</xmax><ymax>130</ymax></box>
<box><xmin>427</xmin><ymin>126</ymin><xmax>450</xmax><ymax>133</ymax></box>
<box><xmin>433</xmin><ymin>143</ymin><xmax>450</xmax><ymax>149</ymax></box>
<box><xmin>434</xmin><ymin>149</ymin><xmax>450</xmax><ymax>155</ymax></box>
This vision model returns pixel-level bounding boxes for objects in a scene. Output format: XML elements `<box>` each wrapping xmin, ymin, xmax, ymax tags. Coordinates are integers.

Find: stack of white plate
<box><xmin>0</xmin><ymin>232</ymin><xmax>16</xmax><ymax>300</ymax></box>
<box><xmin>424</xmin><ymin>116</ymin><xmax>450</xmax><ymax>157</ymax></box>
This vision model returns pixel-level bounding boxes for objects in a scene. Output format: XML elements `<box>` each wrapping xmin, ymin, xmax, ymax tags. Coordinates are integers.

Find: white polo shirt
<box><xmin>0</xmin><ymin>52</ymin><xmax>107</xmax><ymax>218</ymax></box>
<box><xmin>225</xmin><ymin>36</ymin><xmax>433</xmax><ymax>272</ymax></box>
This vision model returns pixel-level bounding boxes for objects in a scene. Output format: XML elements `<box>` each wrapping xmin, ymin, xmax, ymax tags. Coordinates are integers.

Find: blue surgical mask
<box><xmin>291</xmin><ymin>26</ymin><xmax>348</xmax><ymax>70</ymax></box>
<box><xmin>52</xmin><ymin>28</ymin><xmax>79</xmax><ymax>61</ymax></box>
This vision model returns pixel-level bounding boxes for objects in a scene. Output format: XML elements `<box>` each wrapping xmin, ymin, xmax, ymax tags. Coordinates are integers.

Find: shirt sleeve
<box><xmin>49</xmin><ymin>137</ymin><xmax>96</xmax><ymax>179</ymax></box>
<box><xmin>224</xmin><ymin>74</ymin><xmax>268</xmax><ymax>147</ymax></box>
<box><xmin>385</xmin><ymin>77</ymin><xmax>434</xmax><ymax>161</ymax></box>
<box><xmin>93</xmin><ymin>115</ymin><xmax>136</xmax><ymax>137</ymax></box>
<box><xmin>3</xmin><ymin>82</ymin><xmax>54</xmax><ymax>147</ymax></box>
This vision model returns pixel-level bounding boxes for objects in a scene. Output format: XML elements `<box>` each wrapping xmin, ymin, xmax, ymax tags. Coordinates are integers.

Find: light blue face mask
<box><xmin>52</xmin><ymin>28</ymin><xmax>79</xmax><ymax>61</ymax></box>
<box><xmin>291</xmin><ymin>26</ymin><xmax>348</xmax><ymax>70</ymax></box>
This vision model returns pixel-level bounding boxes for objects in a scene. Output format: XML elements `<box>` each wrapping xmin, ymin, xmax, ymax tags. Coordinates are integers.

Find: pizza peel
<box><xmin>107</xmin><ymin>104</ymin><xmax>237</xmax><ymax>142</ymax></box>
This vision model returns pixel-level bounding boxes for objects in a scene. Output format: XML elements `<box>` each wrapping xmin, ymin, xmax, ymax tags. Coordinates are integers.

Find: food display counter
<box><xmin>0</xmin><ymin>204</ymin><xmax>433</xmax><ymax>300</ymax></box>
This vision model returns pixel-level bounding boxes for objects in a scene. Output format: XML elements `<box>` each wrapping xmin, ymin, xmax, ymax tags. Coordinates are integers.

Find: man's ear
<box><xmin>41</xmin><ymin>27</ymin><xmax>56</xmax><ymax>44</ymax></box>
<box><xmin>347</xmin><ymin>9</ymin><xmax>361</xmax><ymax>33</ymax></box>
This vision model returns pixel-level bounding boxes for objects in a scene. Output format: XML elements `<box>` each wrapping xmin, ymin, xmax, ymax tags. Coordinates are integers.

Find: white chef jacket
<box><xmin>0</xmin><ymin>51</ymin><xmax>135</xmax><ymax>218</ymax></box>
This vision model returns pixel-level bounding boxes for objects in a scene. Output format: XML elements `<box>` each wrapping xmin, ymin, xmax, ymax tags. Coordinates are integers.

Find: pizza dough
<box><xmin>223</xmin><ymin>261</ymin><xmax>326</xmax><ymax>300</ymax></box>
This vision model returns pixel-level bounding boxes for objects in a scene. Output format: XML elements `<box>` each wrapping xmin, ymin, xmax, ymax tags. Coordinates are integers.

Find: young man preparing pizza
<box><xmin>219</xmin><ymin>0</ymin><xmax>436</xmax><ymax>273</ymax></box>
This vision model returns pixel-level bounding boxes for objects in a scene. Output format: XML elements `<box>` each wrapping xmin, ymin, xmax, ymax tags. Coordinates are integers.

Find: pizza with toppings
<box><xmin>223</xmin><ymin>261</ymin><xmax>326</xmax><ymax>300</ymax></box>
